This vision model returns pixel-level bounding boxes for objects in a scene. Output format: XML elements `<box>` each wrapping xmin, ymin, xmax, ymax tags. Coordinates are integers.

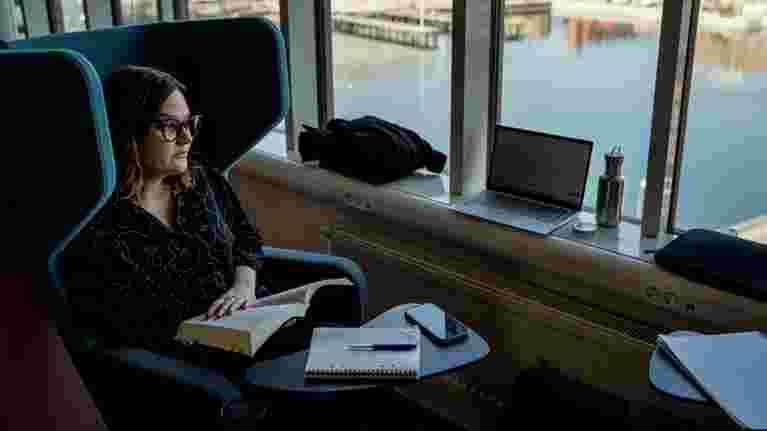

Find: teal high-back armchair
<box><xmin>2</xmin><ymin>49</ymin><xmax>112</xmax><ymax>431</ymax></box>
<box><xmin>3</xmin><ymin>17</ymin><xmax>367</xmax><ymax>430</ymax></box>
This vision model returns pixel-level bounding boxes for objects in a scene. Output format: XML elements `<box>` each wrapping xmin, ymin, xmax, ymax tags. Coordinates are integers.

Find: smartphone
<box><xmin>404</xmin><ymin>303</ymin><xmax>469</xmax><ymax>346</ymax></box>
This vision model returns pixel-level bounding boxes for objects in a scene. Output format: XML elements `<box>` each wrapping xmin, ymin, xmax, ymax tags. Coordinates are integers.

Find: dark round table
<box><xmin>240</xmin><ymin>303</ymin><xmax>490</xmax><ymax>401</ymax></box>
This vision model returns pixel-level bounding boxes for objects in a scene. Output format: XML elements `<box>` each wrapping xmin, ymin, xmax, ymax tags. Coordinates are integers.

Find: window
<box><xmin>185</xmin><ymin>1</ymin><xmax>285</xmax><ymax>155</ymax></box>
<box><xmin>498</xmin><ymin>2</ymin><xmax>663</xmax><ymax>221</ymax></box>
<box><xmin>121</xmin><ymin>0</ymin><xmax>159</xmax><ymax>24</ymax></box>
<box><xmin>673</xmin><ymin>3</ymin><xmax>767</xmax><ymax>239</ymax></box>
<box><xmin>61</xmin><ymin>0</ymin><xmax>86</xmax><ymax>31</ymax></box>
<box><xmin>331</xmin><ymin>0</ymin><xmax>453</xmax><ymax>172</ymax></box>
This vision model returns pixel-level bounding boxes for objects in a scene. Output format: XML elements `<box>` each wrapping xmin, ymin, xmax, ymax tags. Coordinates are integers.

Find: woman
<box><xmin>62</xmin><ymin>65</ymin><xmax>353</xmax><ymax>368</ymax></box>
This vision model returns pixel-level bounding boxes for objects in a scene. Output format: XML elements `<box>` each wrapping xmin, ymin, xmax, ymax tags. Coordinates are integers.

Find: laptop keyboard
<box><xmin>475</xmin><ymin>194</ymin><xmax>570</xmax><ymax>224</ymax></box>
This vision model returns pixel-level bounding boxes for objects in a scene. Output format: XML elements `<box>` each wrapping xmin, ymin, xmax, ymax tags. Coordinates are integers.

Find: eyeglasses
<box><xmin>150</xmin><ymin>114</ymin><xmax>202</xmax><ymax>143</ymax></box>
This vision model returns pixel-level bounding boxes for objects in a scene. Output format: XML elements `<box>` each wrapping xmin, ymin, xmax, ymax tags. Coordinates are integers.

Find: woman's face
<box><xmin>139</xmin><ymin>89</ymin><xmax>193</xmax><ymax>178</ymax></box>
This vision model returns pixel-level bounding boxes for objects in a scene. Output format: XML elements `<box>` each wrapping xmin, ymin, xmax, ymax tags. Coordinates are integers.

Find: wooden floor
<box><xmin>96</xmin><ymin>387</ymin><xmax>464</xmax><ymax>431</ymax></box>
<box><xmin>258</xmin><ymin>388</ymin><xmax>468</xmax><ymax>431</ymax></box>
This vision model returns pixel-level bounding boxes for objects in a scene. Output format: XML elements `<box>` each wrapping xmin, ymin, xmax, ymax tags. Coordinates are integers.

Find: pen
<box><xmin>345</xmin><ymin>344</ymin><xmax>417</xmax><ymax>351</ymax></box>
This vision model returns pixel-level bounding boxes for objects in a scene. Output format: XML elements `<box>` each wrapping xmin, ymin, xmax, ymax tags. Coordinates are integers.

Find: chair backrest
<box><xmin>1</xmin><ymin>49</ymin><xmax>116</xmax><ymax>288</ymax></box>
<box><xmin>1</xmin><ymin>50</ymin><xmax>113</xmax><ymax>429</ymax></box>
<box><xmin>5</xmin><ymin>17</ymin><xmax>289</xmax><ymax>173</ymax></box>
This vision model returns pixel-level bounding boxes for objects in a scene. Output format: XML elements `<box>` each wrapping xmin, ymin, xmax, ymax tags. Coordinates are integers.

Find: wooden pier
<box><xmin>368</xmin><ymin>2</ymin><xmax>551</xmax><ymax>33</ymax></box>
<box><xmin>368</xmin><ymin>11</ymin><xmax>453</xmax><ymax>32</ymax></box>
<box><xmin>505</xmin><ymin>1</ymin><xmax>553</xmax><ymax>15</ymax></box>
<box><xmin>332</xmin><ymin>1</ymin><xmax>553</xmax><ymax>49</ymax></box>
<box><xmin>333</xmin><ymin>15</ymin><xmax>440</xmax><ymax>49</ymax></box>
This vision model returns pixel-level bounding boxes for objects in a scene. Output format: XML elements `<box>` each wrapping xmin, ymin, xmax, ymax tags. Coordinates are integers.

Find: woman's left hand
<box><xmin>206</xmin><ymin>283</ymin><xmax>254</xmax><ymax>320</ymax></box>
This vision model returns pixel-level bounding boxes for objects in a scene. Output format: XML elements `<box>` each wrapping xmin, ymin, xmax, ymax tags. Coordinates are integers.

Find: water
<box><xmin>333</xmin><ymin>15</ymin><xmax>767</xmax><ymax>231</ymax></box>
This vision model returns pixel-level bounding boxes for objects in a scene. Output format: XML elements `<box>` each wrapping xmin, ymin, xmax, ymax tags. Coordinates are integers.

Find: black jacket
<box><xmin>299</xmin><ymin>115</ymin><xmax>447</xmax><ymax>185</ymax></box>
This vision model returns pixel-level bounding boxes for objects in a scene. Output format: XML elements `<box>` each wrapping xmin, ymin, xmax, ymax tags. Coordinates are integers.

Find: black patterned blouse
<box><xmin>62</xmin><ymin>163</ymin><xmax>269</xmax><ymax>351</ymax></box>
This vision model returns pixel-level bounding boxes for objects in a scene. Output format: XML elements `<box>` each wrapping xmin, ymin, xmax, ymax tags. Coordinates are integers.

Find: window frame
<box><xmin>281</xmin><ymin>0</ymin><xmax>324</xmax><ymax>162</ymax></box>
<box><xmin>643</xmin><ymin>0</ymin><xmax>701</xmax><ymax>237</ymax></box>
<box><xmin>313</xmin><ymin>0</ymin><xmax>703</xmax><ymax>239</ymax></box>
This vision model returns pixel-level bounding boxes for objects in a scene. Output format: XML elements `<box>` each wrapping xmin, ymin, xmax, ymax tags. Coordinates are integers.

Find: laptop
<box><xmin>451</xmin><ymin>125</ymin><xmax>593</xmax><ymax>235</ymax></box>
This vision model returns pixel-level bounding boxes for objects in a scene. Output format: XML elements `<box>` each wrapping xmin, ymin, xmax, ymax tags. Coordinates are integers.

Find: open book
<box><xmin>175</xmin><ymin>277</ymin><xmax>354</xmax><ymax>356</ymax></box>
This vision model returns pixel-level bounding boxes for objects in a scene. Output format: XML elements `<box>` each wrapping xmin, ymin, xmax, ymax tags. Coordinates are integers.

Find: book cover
<box><xmin>175</xmin><ymin>277</ymin><xmax>353</xmax><ymax>356</ymax></box>
<box><xmin>657</xmin><ymin>331</ymin><xmax>767</xmax><ymax>430</ymax></box>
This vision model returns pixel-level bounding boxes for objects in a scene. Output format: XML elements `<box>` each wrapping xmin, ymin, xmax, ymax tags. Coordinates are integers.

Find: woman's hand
<box><xmin>206</xmin><ymin>282</ymin><xmax>255</xmax><ymax>320</ymax></box>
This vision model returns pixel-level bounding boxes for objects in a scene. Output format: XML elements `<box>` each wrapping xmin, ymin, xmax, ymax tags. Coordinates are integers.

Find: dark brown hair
<box><xmin>103</xmin><ymin>65</ymin><xmax>194</xmax><ymax>202</ymax></box>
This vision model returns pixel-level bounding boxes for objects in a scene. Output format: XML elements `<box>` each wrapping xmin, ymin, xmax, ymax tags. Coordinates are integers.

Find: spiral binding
<box><xmin>305</xmin><ymin>368</ymin><xmax>416</xmax><ymax>378</ymax></box>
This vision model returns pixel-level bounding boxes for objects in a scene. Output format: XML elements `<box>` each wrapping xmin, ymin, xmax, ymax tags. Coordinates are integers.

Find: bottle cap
<box><xmin>605</xmin><ymin>145</ymin><xmax>624</xmax><ymax>177</ymax></box>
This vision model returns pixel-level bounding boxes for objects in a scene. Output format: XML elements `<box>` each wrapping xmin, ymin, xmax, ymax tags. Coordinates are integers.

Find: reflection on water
<box><xmin>120</xmin><ymin>0</ymin><xmax>159</xmax><ymax>24</ymax></box>
<box><xmin>565</xmin><ymin>17</ymin><xmax>650</xmax><ymax>52</ymax></box>
<box><xmin>695</xmin><ymin>30</ymin><xmax>767</xmax><ymax>76</ymax></box>
<box><xmin>334</xmin><ymin>10</ymin><xmax>767</xmax><ymax>230</ymax></box>
<box><xmin>505</xmin><ymin>13</ymin><xmax>551</xmax><ymax>41</ymax></box>
<box><xmin>189</xmin><ymin>0</ymin><xmax>280</xmax><ymax>20</ymax></box>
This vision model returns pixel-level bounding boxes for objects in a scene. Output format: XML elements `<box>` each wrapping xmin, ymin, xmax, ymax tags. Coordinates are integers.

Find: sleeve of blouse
<box><xmin>62</xmin><ymin>227</ymin><xmax>185</xmax><ymax>348</ymax></box>
<box><xmin>207</xmin><ymin>167</ymin><xmax>265</xmax><ymax>272</ymax></box>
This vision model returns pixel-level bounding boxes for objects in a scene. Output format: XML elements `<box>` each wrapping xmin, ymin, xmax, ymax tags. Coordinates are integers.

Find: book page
<box><xmin>302</xmin><ymin>277</ymin><xmax>354</xmax><ymax>304</ymax></box>
<box><xmin>250</xmin><ymin>277</ymin><xmax>354</xmax><ymax>307</ymax></box>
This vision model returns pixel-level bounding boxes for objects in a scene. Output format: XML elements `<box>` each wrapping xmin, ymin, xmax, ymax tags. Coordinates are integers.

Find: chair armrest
<box><xmin>261</xmin><ymin>246</ymin><xmax>368</xmax><ymax>322</ymax></box>
<box><xmin>87</xmin><ymin>347</ymin><xmax>253</xmax><ymax>426</ymax></box>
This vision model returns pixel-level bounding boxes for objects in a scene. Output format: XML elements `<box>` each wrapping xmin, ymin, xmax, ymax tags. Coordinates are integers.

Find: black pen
<box><xmin>345</xmin><ymin>344</ymin><xmax>417</xmax><ymax>351</ymax></box>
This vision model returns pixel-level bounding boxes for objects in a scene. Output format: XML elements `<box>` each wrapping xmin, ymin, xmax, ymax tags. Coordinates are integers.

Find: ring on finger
<box><xmin>226</xmin><ymin>299</ymin><xmax>242</xmax><ymax>312</ymax></box>
<box><xmin>228</xmin><ymin>297</ymin><xmax>242</xmax><ymax>306</ymax></box>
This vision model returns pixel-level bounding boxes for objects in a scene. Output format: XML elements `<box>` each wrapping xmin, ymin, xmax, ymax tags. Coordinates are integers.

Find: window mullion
<box><xmin>45</xmin><ymin>0</ymin><xmax>63</xmax><ymax>33</ymax></box>
<box><xmin>314</xmin><ymin>0</ymin><xmax>333</xmax><ymax>129</ymax></box>
<box><xmin>488</xmin><ymin>0</ymin><xmax>503</xmax><ymax>189</ymax></box>
<box><xmin>109</xmin><ymin>0</ymin><xmax>122</xmax><ymax>25</ymax></box>
<box><xmin>172</xmin><ymin>0</ymin><xmax>188</xmax><ymax>20</ymax></box>
<box><xmin>282</xmin><ymin>0</ymin><xmax>322</xmax><ymax>163</ymax></box>
<box><xmin>449</xmin><ymin>0</ymin><xmax>466</xmax><ymax>197</ymax></box>
<box><xmin>665</xmin><ymin>0</ymin><xmax>700</xmax><ymax>235</ymax></box>
<box><xmin>641</xmin><ymin>0</ymin><xmax>695</xmax><ymax>237</ymax></box>
<box><xmin>450</xmin><ymin>0</ymin><xmax>496</xmax><ymax>198</ymax></box>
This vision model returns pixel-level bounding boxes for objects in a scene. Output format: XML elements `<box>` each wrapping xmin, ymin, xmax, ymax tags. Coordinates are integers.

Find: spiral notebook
<box><xmin>304</xmin><ymin>327</ymin><xmax>421</xmax><ymax>380</ymax></box>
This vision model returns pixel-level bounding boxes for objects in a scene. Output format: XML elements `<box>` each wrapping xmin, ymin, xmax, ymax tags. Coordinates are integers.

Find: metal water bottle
<box><xmin>596</xmin><ymin>146</ymin><xmax>624</xmax><ymax>227</ymax></box>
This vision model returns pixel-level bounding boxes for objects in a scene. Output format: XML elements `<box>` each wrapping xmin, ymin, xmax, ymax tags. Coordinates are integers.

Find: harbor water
<box><xmin>333</xmin><ymin>13</ymin><xmax>767</xmax><ymax>231</ymax></box>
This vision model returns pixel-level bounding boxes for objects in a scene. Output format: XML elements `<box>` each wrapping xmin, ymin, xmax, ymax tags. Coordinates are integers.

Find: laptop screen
<box><xmin>488</xmin><ymin>126</ymin><xmax>593</xmax><ymax>211</ymax></box>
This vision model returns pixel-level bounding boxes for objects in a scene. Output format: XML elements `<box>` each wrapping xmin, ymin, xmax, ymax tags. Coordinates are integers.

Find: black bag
<box><xmin>298</xmin><ymin>116</ymin><xmax>447</xmax><ymax>185</ymax></box>
<box><xmin>653</xmin><ymin>229</ymin><xmax>767</xmax><ymax>302</ymax></box>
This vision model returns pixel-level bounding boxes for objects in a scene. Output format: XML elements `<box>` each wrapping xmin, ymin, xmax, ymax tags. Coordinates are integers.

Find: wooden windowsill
<box><xmin>234</xmin><ymin>149</ymin><xmax>767</xmax><ymax>331</ymax></box>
